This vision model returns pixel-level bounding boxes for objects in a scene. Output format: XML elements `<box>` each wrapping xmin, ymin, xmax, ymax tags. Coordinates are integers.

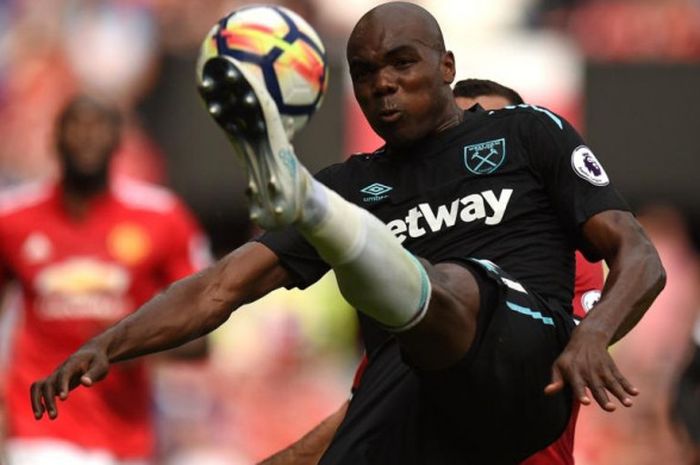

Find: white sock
<box><xmin>296</xmin><ymin>175</ymin><xmax>431</xmax><ymax>331</ymax></box>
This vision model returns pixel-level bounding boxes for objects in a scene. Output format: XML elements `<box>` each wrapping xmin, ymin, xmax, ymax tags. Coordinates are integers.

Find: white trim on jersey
<box><xmin>111</xmin><ymin>177</ymin><xmax>176</xmax><ymax>213</ymax></box>
<box><xmin>0</xmin><ymin>180</ymin><xmax>53</xmax><ymax>215</ymax></box>
<box><xmin>5</xmin><ymin>438</ymin><xmax>149</xmax><ymax>465</ymax></box>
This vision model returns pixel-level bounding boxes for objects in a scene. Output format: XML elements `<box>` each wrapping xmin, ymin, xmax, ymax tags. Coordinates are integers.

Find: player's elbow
<box><xmin>637</xmin><ymin>237</ymin><xmax>666</xmax><ymax>299</ymax></box>
<box><xmin>648</xmin><ymin>249</ymin><xmax>666</xmax><ymax>297</ymax></box>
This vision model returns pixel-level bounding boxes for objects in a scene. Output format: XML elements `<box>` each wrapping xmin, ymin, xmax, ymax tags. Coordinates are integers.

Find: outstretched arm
<box><xmin>30</xmin><ymin>242</ymin><xmax>290</xmax><ymax>420</ymax></box>
<box><xmin>545</xmin><ymin>210</ymin><xmax>666</xmax><ymax>411</ymax></box>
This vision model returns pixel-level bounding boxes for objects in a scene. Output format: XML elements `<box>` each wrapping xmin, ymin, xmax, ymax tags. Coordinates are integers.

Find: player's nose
<box><xmin>372</xmin><ymin>67</ymin><xmax>398</xmax><ymax>97</ymax></box>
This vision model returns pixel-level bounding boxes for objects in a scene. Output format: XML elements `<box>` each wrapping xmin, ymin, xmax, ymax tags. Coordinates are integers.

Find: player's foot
<box><xmin>198</xmin><ymin>56</ymin><xmax>310</xmax><ymax>229</ymax></box>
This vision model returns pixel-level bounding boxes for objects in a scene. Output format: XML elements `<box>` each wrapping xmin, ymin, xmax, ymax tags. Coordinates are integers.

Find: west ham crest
<box><xmin>464</xmin><ymin>138</ymin><xmax>506</xmax><ymax>175</ymax></box>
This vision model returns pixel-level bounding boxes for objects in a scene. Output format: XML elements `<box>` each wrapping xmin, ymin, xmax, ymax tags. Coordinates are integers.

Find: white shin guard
<box><xmin>298</xmin><ymin>178</ymin><xmax>431</xmax><ymax>331</ymax></box>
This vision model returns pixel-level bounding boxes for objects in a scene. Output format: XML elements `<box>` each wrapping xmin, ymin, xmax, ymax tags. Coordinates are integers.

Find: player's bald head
<box><xmin>347</xmin><ymin>2</ymin><xmax>446</xmax><ymax>59</ymax></box>
<box><xmin>345</xmin><ymin>3</ymin><xmax>460</xmax><ymax>148</ymax></box>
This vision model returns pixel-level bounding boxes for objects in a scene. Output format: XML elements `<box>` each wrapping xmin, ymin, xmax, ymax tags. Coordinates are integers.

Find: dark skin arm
<box><xmin>30</xmin><ymin>242</ymin><xmax>291</xmax><ymax>420</ymax></box>
<box><xmin>545</xmin><ymin>210</ymin><xmax>666</xmax><ymax>411</ymax></box>
<box><xmin>157</xmin><ymin>336</ymin><xmax>209</xmax><ymax>361</ymax></box>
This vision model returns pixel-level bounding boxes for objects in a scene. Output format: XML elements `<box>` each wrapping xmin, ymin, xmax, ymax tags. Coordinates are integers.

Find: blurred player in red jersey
<box><xmin>0</xmin><ymin>95</ymin><xmax>211</xmax><ymax>465</ymax></box>
<box><xmin>258</xmin><ymin>78</ymin><xmax>605</xmax><ymax>465</ymax></box>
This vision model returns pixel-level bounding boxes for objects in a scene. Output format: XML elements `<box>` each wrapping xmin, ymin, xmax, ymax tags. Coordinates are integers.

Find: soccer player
<box><xmin>31</xmin><ymin>3</ymin><xmax>665</xmax><ymax>464</ymax></box>
<box><xmin>0</xmin><ymin>95</ymin><xmax>210</xmax><ymax>465</ymax></box>
<box><xmin>453</xmin><ymin>78</ymin><xmax>525</xmax><ymax>113</ymax></box>
<box><xmin>258</xmin><ymin>78</ymin><xmax>605</xmax><ymax>465</ymax></box>
<box><xmin>258</xmin><ymin>77</ymin><xmax>605</xmax><ymax>465</ymax></box>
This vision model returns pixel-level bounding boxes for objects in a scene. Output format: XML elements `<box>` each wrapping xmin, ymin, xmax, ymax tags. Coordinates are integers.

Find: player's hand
<box><xmin>30</xmin><ymin>345</ymin><xmax>110</xmax><ymax>420</ymax></box>
<box><xmin>544</xmin><ymin>325</ymin><xmax>638</xmax><ymax>411</ymax></box>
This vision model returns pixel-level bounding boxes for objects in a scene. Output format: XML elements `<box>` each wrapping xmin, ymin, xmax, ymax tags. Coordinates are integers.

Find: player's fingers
<box><xmin>41</xmin><ymin>380</ymin><xmax>58</xmax><ymax>420</ymax></box>
<box><xmin>81</xmin><ymin>357</ymin><xmax>108</xmax><ymax>387</ymax></box>
<box><xmin>59</xmin><ymin>377</ymin><xmax>70</xmax><ymax>400</ymax></box>
<box><xmin>610</xmin><ymin>363</ymin><xmax>639</xmax><ymax>397</ymax></box>
<box><xmin>57</xmin><ymin>364</ymin><xmax>80</xmax><ymax>400</ymax></box>
<box><xmin>600</xmin><ymin>368</ymin><xmax>633</xmax><ymax>407</ymax></box>
<box><xmin>29</xmin><ymin>381</ymin><xmax>46</xmax><ymax>419</ymax></box>
<box><xmin>544</xmin><ymin>366</ymin><xmax>565</xmax><ymax>395</ymax></box>
<box><xmin>587</xmin><ymin>376</ymin><xmax>615</xmax><ymax>412</ymax></box>
<box><xmin>566</xmin><ymin>369</ymin><xmax>591</xmax><ymax>405</ymax></box>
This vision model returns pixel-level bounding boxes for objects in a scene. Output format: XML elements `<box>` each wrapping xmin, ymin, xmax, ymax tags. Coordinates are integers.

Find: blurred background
<box><xmin>0</xmin><ymin>0</ymin><xmax>699</xmax><ymax>464</ymax></box>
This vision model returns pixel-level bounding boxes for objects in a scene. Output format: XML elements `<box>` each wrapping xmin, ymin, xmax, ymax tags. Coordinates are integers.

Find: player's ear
<box><xmin>441</xmin><ymin>50</ymin><xmax>456</xmax><ymax>84</ymax></box>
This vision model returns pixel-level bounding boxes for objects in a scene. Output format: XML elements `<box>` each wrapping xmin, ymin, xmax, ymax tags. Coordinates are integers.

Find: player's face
<box><xmin>347</xmin><ymin>19</ymin><xmax>457</xmax><ymax>148</ymax></box>
<box><xmin>57</xmin><ymin>102</ymin><xmax>120</xmax><ymax>190</ymax></box>
<box><xmin>455</xmin><ymin>94</ymin><xmax>513</xmax><ymax>111</ymax></box>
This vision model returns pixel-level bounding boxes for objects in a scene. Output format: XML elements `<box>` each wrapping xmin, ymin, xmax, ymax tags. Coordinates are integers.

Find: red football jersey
<box><xmin>0</xmin><ymin>179</ymin><xmax>210</xmax><ymax>459</ymax></box>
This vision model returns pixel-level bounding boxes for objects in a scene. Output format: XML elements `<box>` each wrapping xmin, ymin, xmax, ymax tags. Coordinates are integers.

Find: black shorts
<box><xmin>319</xmin><ymin>258</ymin><xmax>576</xmax><ymax>465</ymax></box>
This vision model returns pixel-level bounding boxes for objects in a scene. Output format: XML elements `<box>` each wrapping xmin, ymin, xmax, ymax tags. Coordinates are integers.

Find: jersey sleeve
<box><xmin>522</xmin><ymin>107</ymin><xmax>630</xmax><ymax>261</ymax></box>
<box><xmin>255</xmin><ymin>163</ymin><xmax>348</xmax><ymax>289</ymax></box>
<box><xmin>161</xmin><ymin>200</ymin><xmax>213</xmax><ymax>283</ymax></box>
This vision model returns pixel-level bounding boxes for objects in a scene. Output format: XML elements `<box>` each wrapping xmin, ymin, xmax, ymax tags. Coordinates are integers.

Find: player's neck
<box><xmin>433</xmin><ymin>102</ymin><xmax>465</xmax><ymax>134</ymax></box>
<box><xmin>60</xmin><ymin>182</ymin><xmax>109</xmax><ymax>220</ymax></box>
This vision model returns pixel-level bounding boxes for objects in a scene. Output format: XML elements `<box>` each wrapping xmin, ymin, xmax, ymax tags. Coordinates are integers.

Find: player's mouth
<box><xmin>378</xmin><ymin>108</ymin><xmax>402</xmax><ymax>123</ymax></box>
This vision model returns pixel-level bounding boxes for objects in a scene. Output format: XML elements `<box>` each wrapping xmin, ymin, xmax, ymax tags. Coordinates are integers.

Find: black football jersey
<box><xmin>258</xmin><ymin>105</ymin><xmax>628</xmax><ymax>354</ymax></box>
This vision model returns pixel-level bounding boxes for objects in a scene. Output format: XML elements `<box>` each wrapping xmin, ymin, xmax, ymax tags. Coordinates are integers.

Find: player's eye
<box><xmin>351</xmin><ymin>64</ymin><xmax>374</xmax><ymax>81</ymax></box>
<box><xmin>393</xmin><ymin>57</ymin><xmax>416</xmax><ymax>70</ymax></box>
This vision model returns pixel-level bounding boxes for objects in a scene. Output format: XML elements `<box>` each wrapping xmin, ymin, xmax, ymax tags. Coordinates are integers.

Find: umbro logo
<box><xmin>361</xmin><ymin>183</ymin><xmax>392</xmax><ymax>202</ymax></box>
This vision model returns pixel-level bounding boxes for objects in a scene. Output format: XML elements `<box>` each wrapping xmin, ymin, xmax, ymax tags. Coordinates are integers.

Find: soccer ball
<box><xmin>196</xmin><ymin>5</ymin><xmax>328</xmax><ymax>138</ymax></box>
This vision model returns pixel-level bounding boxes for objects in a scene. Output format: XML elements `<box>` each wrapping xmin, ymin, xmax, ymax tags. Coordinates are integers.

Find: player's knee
<box><xmin>398</xmin><ymin>261</ymin><xmax>481</xmax><ymax>370</ymax></box>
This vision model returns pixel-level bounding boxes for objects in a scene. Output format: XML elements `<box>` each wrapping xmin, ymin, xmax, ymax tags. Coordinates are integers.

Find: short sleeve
<box><xmin>522</xmin><ymin>107</ymin><xmax>630</xmax><ymax>260</ymax></box>
<box><xmin>161</xmin><ymin>200</ymin><xmax>213</xmax><ymax>283</ymax></box>
<box><xmin>255</xmin><ymin>162</ymin><xmax>348</xmax><ymax>289</ymax></box>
